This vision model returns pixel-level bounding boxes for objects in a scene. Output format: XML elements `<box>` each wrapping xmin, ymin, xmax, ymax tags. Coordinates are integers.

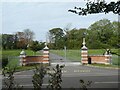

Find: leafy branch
<box><xmin>68</xmin><ymin>0</ymin><xmax>120</xmax><ymax>15</ymax></box>
<box><xmin>2</xmin><ymin>66</ymin><xmax>23</xmax><ymax>90</ymax></box>
<box><xmin>79</xmin><ymin>79</ymin><xmax>92</xmax><ymax>90</ymax></box>
<box><xmin>47</xmin><ymin>64</ymin><xmax>65</xmax><ymax>90</ymax></box>
<box><xmin>32</xmin><ymin>63</ymin><xmax>48</xmax><ymax>89</ymax></box>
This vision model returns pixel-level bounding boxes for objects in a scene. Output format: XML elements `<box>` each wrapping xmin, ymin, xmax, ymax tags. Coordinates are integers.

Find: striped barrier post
<box><xmin>19</xmin><ymin>50</ymin><xmax>26</xmax><ymax>66</ymax></box>
<box><xmin>104</xmin><ymin>49</ymin><xmax>112</xmax><ymax>65</ymax></box>
<box><xmin>81</xmin><ymin>38</ymin><xmax>88</xmax><ymax>64</ymax></box>
<box><xmin>43</xmin><ymin>44</ymin><xmax>49</xmax><ymax>64</ymax></box>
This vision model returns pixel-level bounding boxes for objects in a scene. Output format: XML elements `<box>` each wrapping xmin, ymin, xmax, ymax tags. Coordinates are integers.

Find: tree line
<box><xmin>1</xmin><ymin>29</ymin><xmax>45</xmax><ymax>53</ymax></box>
<box><xmin>47</xmin><ymin>19</ymin><xmax>119</xmax><ymax>49</ymax></box>
<box><xmin>1</xmin><ymin>19</ymin><xmax>119</xmax><ymax>51</ymax></box>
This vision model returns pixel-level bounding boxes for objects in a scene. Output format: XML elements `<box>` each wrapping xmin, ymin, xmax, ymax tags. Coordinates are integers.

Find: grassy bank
<box><xmin>50</xmin><ymin>49</ymin><xmax>106</xmax><ymax>61</ymax></box>
<box><xmin>50</xmin><ymin>49</ymin><xmax>119</xmax><ymax>65</ymax></box>
<box><xmin>50</xmin><ymin>50</ymin><xmax>81</xmax><ymax>61</ymax></box>
<box><xmin>1</xmin><ymin>49</ymin><xmax>119</xmax><ymax>71</ymax></box>
<box><xmin>1</xmin><ymin>49</ymin><xmax>42</xmax><ymax>70</ymax></box>
<box><xmin>87</xmin><ymin>63</ymin><xmax>120</xmax><ymax>68</ymax></box>
<box><xmin>2</xmin><ymin>49</ymin><xmax>42</xmax><ymax>57</ymax></box>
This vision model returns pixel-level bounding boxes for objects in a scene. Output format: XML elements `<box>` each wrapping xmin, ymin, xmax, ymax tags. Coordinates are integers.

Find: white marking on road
<box><xmin>62</xmin><ymin>70</ymin><xmax>67</xmax><ymax>73</ymax></box>
<box><xmin>47</xmin><ymin>70</ymin><xmax>67</xmax><ymax>73</ymax></box>
<box><xmin>20</xmin><ymin>84</ymin><xmax>33</xmax><ymax>86</ymax></box>
<box><xmin>15</xmin><ymin>70</ymin><xmax>34</xmax><ymax>75</ymax></box>
<box><xmin>14</xmin><ymin>75</ymin><xmax>33</xmax><ymax>77</ymax></box>
<box><xmin>95</xmin><ymin>82</ymin><xmax>120</xmax><ymax>84</ymax></box>
<box><xmin>4</xmin><ymin>75</ymin><xmax>33</xmax><ymax>79</ymax></box>
<box><xmin>62</xmin><ymin>74</ymin><xmax>118</xmax><ymax>77</ymax></box>
<box><xmin>51</xmin><ymin>62</ymin><xmax>81</xmax><ymax>66</ymax></box>
<box><xmin>74</xmin><ymin>70</ymin><xmax>91</xmax><ymax>72</ymax></box>
<box><xmin>20</xmin><ymin>83</ymin><xmax>49</xmax><ymax>86</ymax></box>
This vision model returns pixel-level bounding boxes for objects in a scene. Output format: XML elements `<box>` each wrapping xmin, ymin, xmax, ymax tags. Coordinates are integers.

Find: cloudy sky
<box><xmin>1</xmin><ymin>0</ymin><xmax>118</xmax><ymax>41</ymax></box>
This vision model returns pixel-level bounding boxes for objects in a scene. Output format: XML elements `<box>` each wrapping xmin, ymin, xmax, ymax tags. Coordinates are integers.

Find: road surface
<box><xmin>9</xmin><ymin>65</ymin><xmax>118</xmax><ymax>88</ymax></box>
<box><xmin>1</xmin><ymin>53</ymin><xmax>120</xmax><ymax>89</ymax></box>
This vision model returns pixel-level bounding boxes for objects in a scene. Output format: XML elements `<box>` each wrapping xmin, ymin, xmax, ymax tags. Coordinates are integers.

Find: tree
<box><xmin>2</xmin><ymin>30</ymin><xmax>35</xmax><ymax>50</ymax></box>
<box><xmin>89</xmin><ymin>19</ymin><xmax>113</xmax><ymax>43</ymax></box>
<box><xmin>48</xmin><ymin>19</ymin><xmax>119</xmax><ymax>49</ymax></box>
<box><xmin>87</xmin><ymin>19</ymin><xmax>119</xmax><ymax>49</ymax></box>
<box><xmin>29</xmin><ymin>41</ymin><xmax>45</xmax><ymax>54</ymax></box>
<box><xmin>65</xmin><ymin>28</ymin><xmax>87</xmax><ymax>49</ymax></box>
<box><xmin>2</xmin><ymin>34</ymin><xmax>17</xmax><ymax>49</ymax></box>
<box><xmin>68</xmin><ymin>0</ymin><xmax>120</xmax><ymax>15</ymax></box>
<box><xmin>16</xmin><ymin>32</ymin><xmax>27</xmax><ymax>49</ymax></box>
<box><xmin>23</xmin><ymin>29</ymin><xmax>34</xmax><ymax>45</ymax></box>
<box><xmin>48</xmin><ymin>27</ymin><xmax>88</xmax><ymax>49</ymax></box>
<box><xmin>108</xmin><ymin>21</ymin><xmax>120</xmax><ymax>48</ymax></box>
<box><xmin>49</xmin><ymin>28</ymin><xmax>65</xmax><ymax>49</ymax></box>
<box><xmin>16</xmin><ymin>29</ymin><xmax>34</xmax><ymax>49</ymax></box>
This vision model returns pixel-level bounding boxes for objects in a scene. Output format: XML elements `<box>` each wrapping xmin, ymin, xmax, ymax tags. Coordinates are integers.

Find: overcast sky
<box><xmin>1</xmin><ymin>0</ymin><xmax>118</xmax><ymax>41</ymax></box>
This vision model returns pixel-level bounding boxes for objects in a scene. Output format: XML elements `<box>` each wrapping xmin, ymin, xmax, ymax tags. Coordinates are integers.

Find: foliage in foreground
<box><xmin>47</xmin><ymin>64</ymin><xmax>64</xmax><ymax>90</ymax></box>
<box><xmin>2</xmin><ymin>66</ymin><xmax>23</xmax><ymax>90</ymax></box>
<box><xmin>2</xmin><ymin>57</ymin><xmax>8</xmax><ymax>68</ymax></box>
<box><xmin>2</xmin><ymin>64</ymin><xmax>92</xmax><ymax>89</ymax></box>
<box><xmin>68</xmin><ymin>0</ymin><xmax>120</xmax><ymax>15</ymax></box>
<box><xmin>80</xmin><ymin>79</ymin><xmax>92</xmax><ymax>90</ymax></box>
<box><xmin>32</xmin><ymin>64</ymin><xmax>47</xmax><ymax>89</ymax></box>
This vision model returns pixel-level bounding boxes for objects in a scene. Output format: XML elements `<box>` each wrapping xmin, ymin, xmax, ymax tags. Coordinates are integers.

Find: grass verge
<box><xmin>87</xmin><ymin>63</ymin><xmax>120</xmax><ymax>69</ymax></box>
<box><xmin>50</xmin><ymin>49</ymin><xmax>119</xmax><ymax>65</ymax></box>
<box><xmin>1</xmin><ymin>49</ymin><xmax>43</xmax><ymax>71</ymax></box>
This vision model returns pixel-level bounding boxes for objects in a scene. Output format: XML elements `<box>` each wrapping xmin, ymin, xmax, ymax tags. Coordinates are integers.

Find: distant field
<box><xmin>1</xmin><ymin>49</ymin><xmax>42</xmax><ymax>68</ymax></box>
<box><xmin>50</xmin><ymin>49</ymin><xmax>106</xmax><ymax>61</ymax></box>
<box><xmin>1</xmin><ymin>49</ymin><xmax>119</xmax><ymax>69</ymax></box>
<box><xmin>50</xmin><ymin>49</ymin><xmax>119</xmax><ymax>65</ymax></box>
<box><xmin>2</xmin><ymin>49</ymin><xmax>39</xmax><ymax>57</ymax></box>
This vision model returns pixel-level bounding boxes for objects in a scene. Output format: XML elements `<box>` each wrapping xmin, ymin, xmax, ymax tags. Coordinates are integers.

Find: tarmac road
<box><xmin>3</xmin><ymin>65</ymin><xmax>118</xmax><ymax>89</ymax></box>
<box><xmin>1</xmin><ymin>53</ymin><xmax>120</xmax><ymax>89</ymax></box>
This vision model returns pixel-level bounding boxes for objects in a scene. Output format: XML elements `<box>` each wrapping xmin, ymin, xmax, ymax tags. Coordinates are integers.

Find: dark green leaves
<box><xmin>32</xmin><ymin>64</ymin><xmax>47</xmax><ymax>89</ymax></box>
<box><xmin>47</xmin><ymin>64</ymin><xmax>64</xmax><ymax>90</ymax></box>
<box><xmin>68</xmin><ymin>1</ymin><xmax>120</xmax><ymax>15</ymax></box>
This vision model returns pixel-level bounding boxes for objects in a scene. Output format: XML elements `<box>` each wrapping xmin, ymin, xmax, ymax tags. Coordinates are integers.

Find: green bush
<box><xmin>2</xmin><ymin>56</ymin><xmax>8</xmax><ymax>68</ymax></box>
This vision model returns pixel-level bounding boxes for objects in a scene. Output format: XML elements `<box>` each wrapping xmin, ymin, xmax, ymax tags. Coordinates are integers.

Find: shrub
<box><xmin>47</xmin><ymin>64</ymin><xmax>65</xmax><ymax>90</ymax></box>
<box><xmin>32</xmin><ymin>63</ymin><xmax>47</xmax><ymax>89</ymax></box>
<box><xmin>2</xmin><ymin>66</ymin><xmax>23</xmax><ymax>89</ymax></box>
<box><xmin>2</xmin><ymin>56</ymin><xmax>8</xmax><ymax>68</ymax></box>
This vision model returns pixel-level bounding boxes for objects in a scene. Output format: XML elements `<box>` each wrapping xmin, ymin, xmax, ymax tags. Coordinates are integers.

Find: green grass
<box><xmin>89</xmin><ymin>63</ymin><xmax>120</xmax><ymax>68</ymax></box>
<box><xmin>50</xmin><ymin>50</ymin><xmax>81</xmax><ymax>61</ymax></box>
<box><xmin>112</xmin><ymin>55</ymin><xmax>119</xmax><ymax>65</ymax></box>
<box><xmin>1</xmin><ymin>49</ymin><xmax>119</xmax><ymax>70</ymax></box>
<box><xmin>88</xmin><ymin>49</ymin><xmax>105</xmax><ymax>55</ymax></box>
<box><xmin>50</xmin><ymin>49</ymin><xmax>119</xmax><ymax>65</ymax></box>
<box><xmin>15</xmin><ymin>63</ymin><xmax>49</xmax><ymax>72</ymax></box>
<box><xmin>2</xmin><ymin>49</ymin><xmax>41</xmax><ymax>57</ymax></box>
<box><xmin>88</xmin><ymin>49</ymin><xmax>118</xmax><ymax>55</ymax></box>
<box><xmin>2</xmin><ymin>64</ymin><xmax>49</xmax><ymax>74</ymax></box>
<box><xmin>50</xmin><ymin>49</ymin><xmax>106</xmax><ymax>61</ymax></box>
<box><xmin>7</xmin><ymin>57</ymin><xmax>19</xmax><ymax>68</ymax></box>
<box><xmin>1</xmin><ymin>49</ymin><xmax>42</xmax><ymax>70</ymax></box>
